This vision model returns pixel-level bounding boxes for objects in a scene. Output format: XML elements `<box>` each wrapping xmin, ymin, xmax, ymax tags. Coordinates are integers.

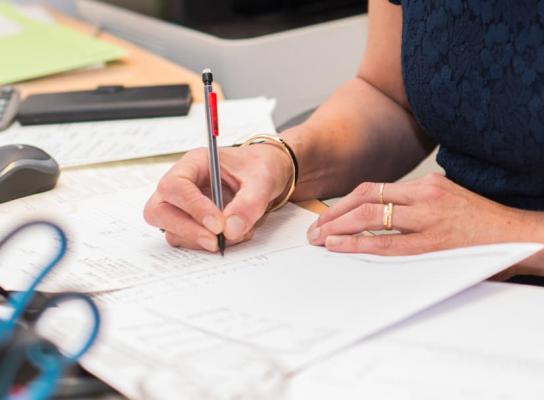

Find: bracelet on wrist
<box><xmin>240</xmin><ymin>134</ymin><xmax>299</xmax><ymax>212</ymax></box>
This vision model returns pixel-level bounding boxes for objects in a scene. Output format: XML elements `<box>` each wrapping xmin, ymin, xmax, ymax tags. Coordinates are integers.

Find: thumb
<box><xmin>222</xmin><ymin>183</ymin><xmax>273</xmax><ymax>241</ymax></box>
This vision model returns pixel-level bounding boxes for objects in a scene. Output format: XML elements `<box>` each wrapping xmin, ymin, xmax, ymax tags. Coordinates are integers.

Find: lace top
<box><xmin>389</xmin><ymin>0</ymin><xmax>544</xmax><ymax>210</ymax></box>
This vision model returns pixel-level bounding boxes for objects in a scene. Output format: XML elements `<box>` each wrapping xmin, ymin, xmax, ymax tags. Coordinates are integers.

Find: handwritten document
<box><xmin>0</xmin><ymin>97</ymin><xmax>276</xmax><ymax>167</ymax></box>
<box><xmin>43</xmin><ymin>244</ymin><xmax>543</xmax><ymax>400</ymax></box>
<box><xmin>33</xmin><ymin>303</ymin><xmax>287</xmax><ymax>400</ymax></box>
<box><xmin>0</xmin><ymin>158</ymin><xmax>172</xmax><ymax>215</ymax></box>
<box><xmin>0</xmin><ymin>187</ymin><xmax>317</xmax><ymax>293</ymax></box>
<box><xmin>291</xmin><ymin>281</ymin><xmax>544</xmax><ymax>400</ymax></box>
<box><xmin>128</xmin><ymin>243</ymin><xmax>542</xmax><ymax>368</ymax></box>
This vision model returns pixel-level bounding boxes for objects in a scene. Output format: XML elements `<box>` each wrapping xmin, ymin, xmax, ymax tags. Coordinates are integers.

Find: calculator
<box><xmin>0</xmin><ymin>87</ymin><xmax>20</xmax><ymax>132</ymax></box>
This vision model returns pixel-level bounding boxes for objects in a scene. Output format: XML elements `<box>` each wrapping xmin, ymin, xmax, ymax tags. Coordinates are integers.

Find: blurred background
<box><xmin>13</xmin><ymin>0</ymin><xmax>441</xmax><ymax>183</ymax></box>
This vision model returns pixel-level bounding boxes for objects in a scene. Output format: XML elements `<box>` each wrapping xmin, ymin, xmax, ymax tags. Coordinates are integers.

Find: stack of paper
<box><xmin>0</xmin><ymin>97</ymin><xmax>276</xmax><ymax>167</ymax></box>
<box><xmin>291</xmin><ymin>281</ymin><xmax>544</xmax><ymax>399</ymax></box>
<box><xmin>0</xmin><ymin>3</ymin><xmax>124</xmax><ymax>85</ymax></box>
<box><xmin>0</xmin><ymin>176</ymin><xmax>541</xmax><ymax>398</ymax></box>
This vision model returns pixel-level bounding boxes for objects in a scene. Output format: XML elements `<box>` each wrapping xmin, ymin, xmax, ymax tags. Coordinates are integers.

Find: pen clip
<box><xmin>208</xmin><ymin>92</ymin><xmax>219</xmax><ymax>137</ymax></box>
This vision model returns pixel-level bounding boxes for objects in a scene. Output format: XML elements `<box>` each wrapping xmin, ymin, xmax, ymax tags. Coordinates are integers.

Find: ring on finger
<box><xmin>379</xmin><ymin>183</ymin><xmax>386</xmax><ymax>205</ymax></box>
<box><xmin>383</xmin><ymin>202</ymin><xmax>394</xmax><ymax>231</ymax></box>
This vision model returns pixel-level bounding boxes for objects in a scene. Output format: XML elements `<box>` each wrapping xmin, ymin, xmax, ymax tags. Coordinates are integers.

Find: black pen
<box><xmin>202</xmin><ymin>68</ymin><xmax>225</xmax><ymax>256</ymax></box>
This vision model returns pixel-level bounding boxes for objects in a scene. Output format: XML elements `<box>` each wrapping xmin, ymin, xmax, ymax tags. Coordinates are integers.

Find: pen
<box><xmin>202</xmin><ymin>68</ymin><xmax>226</xmax><ymax>256</ymax></box>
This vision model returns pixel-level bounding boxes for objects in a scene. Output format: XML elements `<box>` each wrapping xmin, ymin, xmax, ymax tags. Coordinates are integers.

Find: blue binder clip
<box><xmin>0</xmin><ymin>221</ymin><xmax>101</xmax><ymax>400</ymax></box>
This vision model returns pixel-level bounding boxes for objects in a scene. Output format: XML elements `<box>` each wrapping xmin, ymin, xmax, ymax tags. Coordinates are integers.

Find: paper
<box><xmin>62</xmin><ymin>245</ymin><xmax>542</xmax><ymax>399</ymax></box>
<box><xmin>89</xmin><ymin>241</ymin><xmax>542</xmax><ymax>369</ymax></box>
<box><xmin>0</xmin><ymin>187</ymin><xmax>317</xmax><ymax>293</ymax></box>
<box><xmin>42</xmin><ymin>304</ymin><xmax>287</xmax><ymax>400</ymax></box>
<box><xmin>291</xmin><ymin>281</ymin><xmax>544</xmax><ymax>400</ymax></box>
<box><xmin>0</xmin><ymin>97</ymin><xmax>276</xmax><ymax>168</ymax></box>
<box><xmin>0</xmin><ymin>3</ymin><xmax>123</xmax><ymax>85</ymax></box>
<box><xmin>0</xmin><ymin>157</ymin><xmax>173</xmax><ymax>214</ymax></box>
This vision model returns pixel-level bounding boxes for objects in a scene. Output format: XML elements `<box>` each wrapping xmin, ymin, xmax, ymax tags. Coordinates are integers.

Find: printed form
<box><xmin>1</xmin><ymin>176</ymin><xmax>542</xmax><ymax>398</ymax></box>
<box><xmin>0</xmin><ymin>97</ymin><xmax>276</xmax><ymax>167</ymax></box>
<box><xmin>52</xmin><ymin>244</ymin><xmax>541</xmax><ymax>399</ymax></box>
<box><xmin>291</xmin><ymin>281</ymin><xmax>544</xmax><ymax>400</ymax></box>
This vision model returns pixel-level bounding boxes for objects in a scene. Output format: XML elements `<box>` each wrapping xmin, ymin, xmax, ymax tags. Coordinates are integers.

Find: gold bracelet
<box><xmin>240</xmin><ymin>134</ymin><xmax>298</xmax><ymax>212</ymax></box>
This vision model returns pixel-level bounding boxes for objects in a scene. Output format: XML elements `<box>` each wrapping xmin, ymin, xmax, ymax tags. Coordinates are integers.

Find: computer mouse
<box><xmin>0</xmin><ymin>144</ymin><xmax>60</xmax><ymax>204</ymax></box>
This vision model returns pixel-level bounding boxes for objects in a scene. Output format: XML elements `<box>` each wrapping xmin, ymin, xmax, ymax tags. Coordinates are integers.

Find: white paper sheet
<box><xmin>291</xmin><ymin>281</ymin><xmax>544</xmax><ymax>400</ymax></box>
<box><xmin>0</xmin><ymin>187</ymin><xmax>317</xmax><ymax>293</ymax></box>
<box><xmin>65</xmin><ymin>244</ymin><xmax>542</xmax><ymax>400</ymax></box>
<box><xmin>149</xmin><ymin>244</ymin><xmax>543</xmax><ymax>367</ymax></box>
<box><xmin>0</xmin><ymin>97</ymin><xmax>276</xmax><ymax>167</ymax></box>
<box><xmin>0</xmin><ymin>158</ymin><xmax>172</xmax><ymax>214</ymax></box>
<box><xmin>91</xmin><ymin>242</ymin><xmax>542</xmax><ymax>369</ymax></box>
<box><xmin>72</xmin><ymin>306</ymin><xmax>288</xmax><ymax>400</ymax></box>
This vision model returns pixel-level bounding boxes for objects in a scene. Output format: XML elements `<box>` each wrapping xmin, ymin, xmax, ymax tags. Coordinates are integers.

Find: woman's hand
<box><xmin>307</xmin><ymin>173</ymin><xmax>541</xmax><ymax>259</ymax></box>
<box><xmin>144</xmin><ymin>144</ymin><xmax>292</xmax><ymax>252</ymax></box>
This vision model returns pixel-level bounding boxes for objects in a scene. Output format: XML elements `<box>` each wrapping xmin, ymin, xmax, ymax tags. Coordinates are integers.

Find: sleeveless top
<box><xmin>389</xmin><ymin>0</ymin><xmax>544</xmax><ymax>210</ymax></box>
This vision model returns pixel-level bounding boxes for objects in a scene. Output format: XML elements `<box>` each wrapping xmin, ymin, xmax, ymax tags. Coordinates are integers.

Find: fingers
<box><xmin>144</xmin><ymin>196</ymin><xmax>219</xmax><ymax>252</ymax></box>
<box><xmin>324</xmin><ymin>233</ymin><xmax>437</xmax><ymax>256</ymax></box>
<box><xmin>222</xmin><ymin>183</ymin><xmax>272</xmax><ymax>241</ymax></box>
<box><xmin>308</xmin><ymin>203</ymin><xmax>417</xmax><ymax>245</ymax></box>
<box><xmin>316</xmin><ymin>181</ymin><xmax>415</xmax><ymax>228</ymax></box>
<box><xmin>156</xmin><ymin>163</ymin><xmax>224</xmax><ymax>235</ymax></box>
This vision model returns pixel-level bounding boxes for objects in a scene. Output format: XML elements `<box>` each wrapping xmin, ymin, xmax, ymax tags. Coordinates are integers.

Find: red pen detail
<box><xmin>209</xmin><ymin>92</ymin><xmax>219</xmax><ymax>137</ymax></box>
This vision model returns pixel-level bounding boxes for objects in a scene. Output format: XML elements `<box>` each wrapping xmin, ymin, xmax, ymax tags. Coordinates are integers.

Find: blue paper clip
<box><xmin>0</xmin><ymin>221</ymin><xmax>101</xmax><ymax>400</ymax></box>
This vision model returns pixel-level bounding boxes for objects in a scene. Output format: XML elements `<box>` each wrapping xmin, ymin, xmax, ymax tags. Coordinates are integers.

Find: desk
<box><xmin>12</xmin><ymin>7</ymin><xmax>326</xmax><ymax>216</ymax></box>
<box><xmin>15</xmin><ymin>10</ymin><xmax>215</xmax><ymax>103</ymax></box>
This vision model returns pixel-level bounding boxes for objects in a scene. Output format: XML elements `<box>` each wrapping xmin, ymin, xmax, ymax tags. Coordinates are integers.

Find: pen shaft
<box><xmin>204</xmin><ymin>84</ymin><xmax>224</xmax><ymax>211</ymax></box>
<box><xmin>203</xmin><ymin>79</ymin><xmax>225</xmax><ymax>255</ymax></box>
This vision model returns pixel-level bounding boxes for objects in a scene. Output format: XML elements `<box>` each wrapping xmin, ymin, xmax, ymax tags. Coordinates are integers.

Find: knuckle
<box><xmin>357</xmin><ymin>203</ymin><xmax>377</xmax><ymax>221</ymax></box>
<box><xmin>376</xmin><ymin>235</ymin><xmax>395</xmax><ymax>250</ymax></box>
<box><xmin>424</xmin><ymin>185</ymin><xmax>444</xmax><ymax>200</ymax></box>
<box><xmin>423</xmin><ymin>173</ymin><xmax>445</xmax><ymax>186</ymax></box>
<box><xmin>355</xmin><ymin>182</ymin><xmax>374</xmax><ymax>197</ymax></box>
<box><xmin>156</xmin><ymin>177</ymin><xmax>172</xmax><ymax>199</ymax></box>
<box><xmin>180</xmin><ymin>186</ymin><xmax>203</xmax><ymax>209</ymax></box>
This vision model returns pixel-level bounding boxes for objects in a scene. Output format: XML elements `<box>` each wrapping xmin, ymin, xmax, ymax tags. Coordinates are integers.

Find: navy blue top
<box><xmin>389</xmin><ymin>0</ymin><xmax>544</xmax><ymax>210</ymax></box>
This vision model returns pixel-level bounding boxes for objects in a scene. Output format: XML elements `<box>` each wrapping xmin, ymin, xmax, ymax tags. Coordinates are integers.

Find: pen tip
<box><xmin>202</xmin><ymin>68</ymin><xmax>212</xmax><ymax>74</ymax></box>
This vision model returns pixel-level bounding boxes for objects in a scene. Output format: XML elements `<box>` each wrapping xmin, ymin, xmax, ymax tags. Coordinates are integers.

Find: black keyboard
<box><xmin>0</xmin><ymin>86</ymin><xmax>20</xmax><ymax>131</ymax></box>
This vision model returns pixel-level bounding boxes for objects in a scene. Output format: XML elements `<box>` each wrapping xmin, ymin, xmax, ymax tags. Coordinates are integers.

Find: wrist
<box><xmin>241</xmin><ymin>135</ymin><xmax>297</xmax><ymax>210</ymax></box>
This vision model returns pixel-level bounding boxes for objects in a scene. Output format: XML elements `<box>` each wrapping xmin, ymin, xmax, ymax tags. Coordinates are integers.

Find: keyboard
<box><xmin>0</xmin><ymin>87</ymin><xmax>20</xmax><ymax>132</ymax></box>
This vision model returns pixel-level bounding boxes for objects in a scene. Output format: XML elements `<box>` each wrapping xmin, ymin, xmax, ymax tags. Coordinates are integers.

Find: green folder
<box><xmin>0</xmin><ymin>3</ymin><xmax>125</xmax><ymax>85</ymax></box>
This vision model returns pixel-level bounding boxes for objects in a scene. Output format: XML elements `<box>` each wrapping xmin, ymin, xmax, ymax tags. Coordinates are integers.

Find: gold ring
<box><xmin>379</xmin><ymin>183</ymin><xmax>385</xmax><ymax>205</ymax></box>
<box><xmin>383</xmin><ymin>203</ymin><xmax>394</xmax><ymax>231</ymax></box>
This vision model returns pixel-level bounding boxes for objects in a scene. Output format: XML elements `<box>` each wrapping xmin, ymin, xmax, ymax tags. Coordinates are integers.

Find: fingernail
<box><xmin>197</xmin><ymin>236</ymin><xmax>218</xmax><ymax>252</ymax></box>
<box><xmin>202</xmin><ymin>215</ymin><xmax>222</xmax><ymax>234</ymax></box>
<box><xmin>225</xmin><ymin>215</ymin><xmax>246</xmax><ymax>240</ymax></box>
<box><xmin>325</xmin><ymin>235</ymin><xmax>343</xmax><ymax>248</ymax></box>
<box><xmin>308</xmin><ymin>227</ymin><xmax>321</xmax><ymax>244</ymax></box>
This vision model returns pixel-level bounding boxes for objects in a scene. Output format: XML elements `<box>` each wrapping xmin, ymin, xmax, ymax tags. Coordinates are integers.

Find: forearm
<box><xmin>282</xmin><ymin>77</ymin><xmax>435</xmax><ymax>201</ymax></box>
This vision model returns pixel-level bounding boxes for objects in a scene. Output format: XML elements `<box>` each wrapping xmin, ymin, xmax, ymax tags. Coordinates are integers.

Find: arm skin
<box><xmin>144</xmin><ymin>0</ymin><xmax>544</xmax><ymax>276</ymax></box>
<box><xmin>282</xmin><ymin>0</ymin><xmax>435</xmax><ymax>202</ymax></box>
<box><xmin>277</xmin><ymin>0</ymin><xmax>544</xmax><ymax>276</ymax></box>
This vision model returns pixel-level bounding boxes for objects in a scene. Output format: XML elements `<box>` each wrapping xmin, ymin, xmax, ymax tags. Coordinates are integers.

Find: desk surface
<box><xmin>15</xmin><ymin>8</ymin><xmax>326</xmax><ymax>216</ymax></box>
<box><xmin>15</xmin><ymin>10</ymin><xmax>218</xmax><ymax>103</ymax></box>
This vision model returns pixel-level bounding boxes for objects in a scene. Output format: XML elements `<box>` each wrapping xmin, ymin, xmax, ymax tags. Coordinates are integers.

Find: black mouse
<box><xmin>0</xmin><ymin>144</ymin><xmax>60</xmax><ymax>204</ymax></box>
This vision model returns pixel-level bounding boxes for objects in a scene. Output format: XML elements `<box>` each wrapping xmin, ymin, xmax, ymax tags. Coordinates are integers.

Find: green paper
<box><xmin>0</xmin><ymin>3</ymin><xmax>125</xmax><ymax>85</ymax></box>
